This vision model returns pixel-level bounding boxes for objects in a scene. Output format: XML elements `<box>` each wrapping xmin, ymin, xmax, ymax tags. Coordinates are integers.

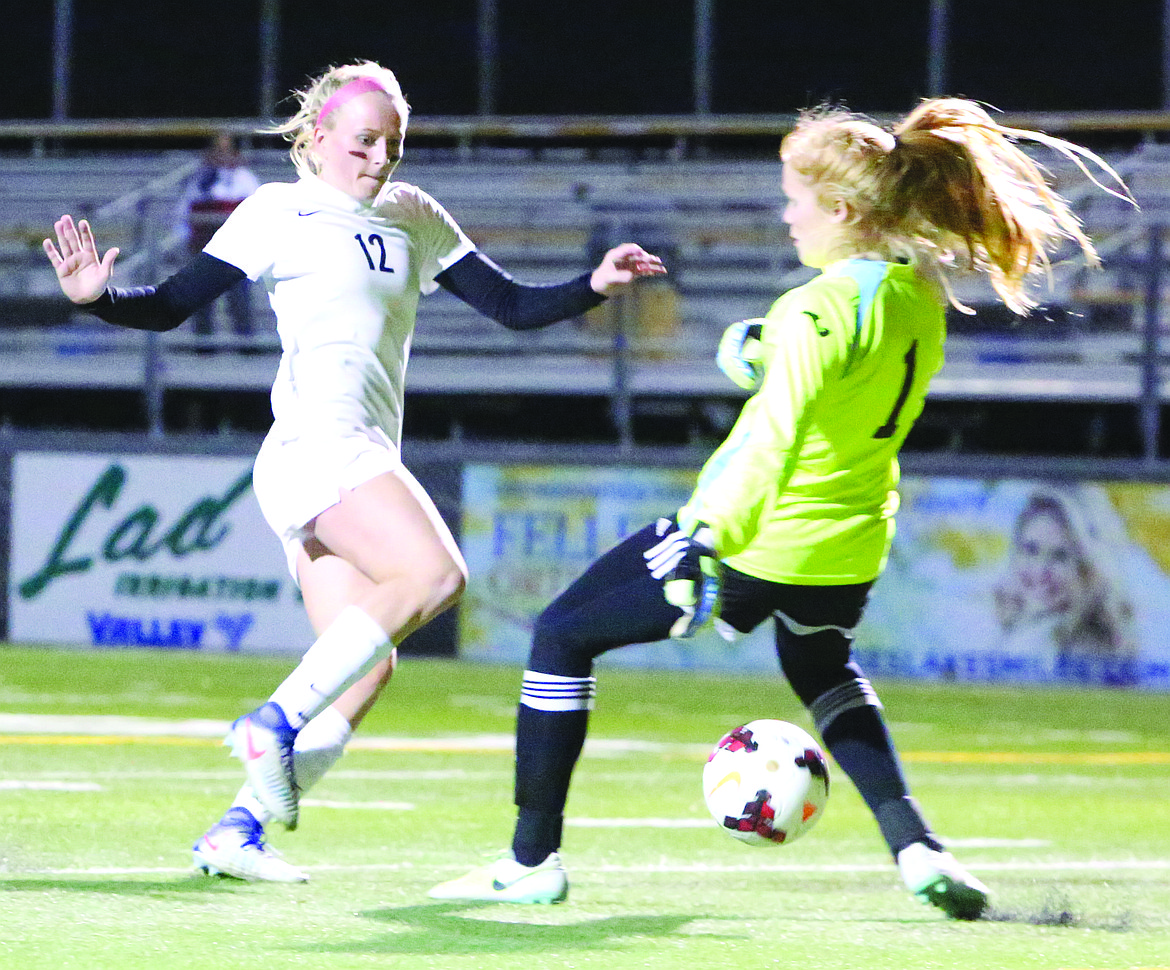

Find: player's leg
<box><xmin>231</xmin><ymin>465</ymin><xmax>465</xmax><ymax>829</ymax></box>
<box><xmin>769</xmin><ymin>579</ymin><xmax>988</xmax><ymax>919</ymax></box>
<box><xmin>430</xmin><ymin>519</ymin><xmax>682</xmax><ymax>903</ymax></box>
<box><xmin>195</xmin><ymin>547</ymin><xmax>395</xmax><ymax>881</ymax></box>
<box><xmin>514</xmin><ymin>520</ymin><xmax>685</xmax><ymax>858</ymax></box>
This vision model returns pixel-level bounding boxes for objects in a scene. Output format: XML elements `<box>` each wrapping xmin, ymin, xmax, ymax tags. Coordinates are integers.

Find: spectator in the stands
<box><xmin>177</xmin><ymin>132</ymin><xmax>261</xmax><ymax>339</ymax></box>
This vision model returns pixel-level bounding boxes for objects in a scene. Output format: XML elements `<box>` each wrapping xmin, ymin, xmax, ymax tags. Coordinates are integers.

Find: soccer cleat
<box><xmin>427</xmin><ymin>851</ymin><xmax>569</xmax><ymax>904</ymax></box>
<box><xmin>192</xmin><ymin>807</ymin><xmax>308</xmax><ymax>883</ymax></box>
<box><xmin>897</xmin><ymin>841</ymin><xmax>989</xmax><ymax>920</ymax></box>
<box><xmin>226</xmin><ymin>701</ymin><xmax>299</xmax><ymax>830</ymax></box>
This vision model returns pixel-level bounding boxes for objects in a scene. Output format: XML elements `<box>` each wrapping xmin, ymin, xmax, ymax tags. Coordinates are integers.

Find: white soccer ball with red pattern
<box><xmin>702</xmin><ymin>719</ymin><xmax>829</xmax><ymax>847</ymax></box>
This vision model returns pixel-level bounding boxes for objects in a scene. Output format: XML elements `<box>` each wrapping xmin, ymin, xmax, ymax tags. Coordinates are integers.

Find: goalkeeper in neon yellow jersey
<box><xmin>432</xmin><ymin>99</ymin><xmax>1132</xmax><ymax>917</ymax></box>
<box><xmin>686</xmin><ymin>256</ymin><xmax>944</xmax><ymax>585</ymax></box>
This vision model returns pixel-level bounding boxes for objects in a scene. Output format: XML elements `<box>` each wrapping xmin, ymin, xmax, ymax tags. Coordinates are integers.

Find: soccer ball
<box><xmin>702</xmin><ymin>719</ymin><xmax>829</xmax><ymax>847</ymax></box>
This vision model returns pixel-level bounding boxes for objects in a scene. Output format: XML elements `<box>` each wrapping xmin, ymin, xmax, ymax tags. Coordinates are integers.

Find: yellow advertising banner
<box><xmin>460</xmin><ymin>465</ymin><xmax>1170</xmax><ymax>689</ymax></box>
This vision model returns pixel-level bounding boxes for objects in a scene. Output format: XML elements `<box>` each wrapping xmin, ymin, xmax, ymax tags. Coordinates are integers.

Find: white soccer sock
<box><xmin>292</xmin><ymin>704</ymin><xmax>353</xmax><ymax>790</ymax></box>
<box><xmin>268</xmin><ymin>605</ymin><xmax>391</xmax><ymax>729</ymax></box>
<box><xmin>232</xmin><ymin>705</ymin><xmax>354</xmax><ymax>825</ymax></box>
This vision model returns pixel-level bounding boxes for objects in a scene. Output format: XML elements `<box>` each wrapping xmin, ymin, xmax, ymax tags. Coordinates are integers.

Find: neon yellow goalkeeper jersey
<box><xmin>679</xmin><ymin>258</ymin><xmax>946</xmax><ymax>584</ymax></box>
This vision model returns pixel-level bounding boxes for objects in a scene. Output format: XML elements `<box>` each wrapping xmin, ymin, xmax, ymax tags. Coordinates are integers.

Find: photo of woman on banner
<box><xmin>994</xmin><ymin>487</ymin><xmax>1136</xmax><ymax>685</ymax></box>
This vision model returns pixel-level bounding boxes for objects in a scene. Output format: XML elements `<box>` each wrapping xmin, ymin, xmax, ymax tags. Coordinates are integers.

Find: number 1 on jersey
<box><xmin>873</xmin><ymin>341</ymin><xmax>918</xmax><ymax>440</ymax></box>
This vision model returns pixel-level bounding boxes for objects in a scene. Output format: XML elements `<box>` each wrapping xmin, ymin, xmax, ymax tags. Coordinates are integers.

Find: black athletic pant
<box><xmin>511</xmin><ymin>519</ymin><xmax>937</xmax><ymax>865</ymax></box>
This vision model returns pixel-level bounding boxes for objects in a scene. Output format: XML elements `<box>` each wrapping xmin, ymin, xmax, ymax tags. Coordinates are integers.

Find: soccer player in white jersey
<box><xmin>43</xmin><ymin>60</ymin><xmax>664</xmax><ymax>884</ymax></box>
<box><xmin>431</xmin><ymin>99</ymin><xmax>1132</xmax><ymax>917</ymax></box>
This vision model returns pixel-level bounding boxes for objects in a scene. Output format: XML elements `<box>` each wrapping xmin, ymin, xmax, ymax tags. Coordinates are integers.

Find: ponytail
<box><xmin>782</xmin><ymin>99</ymin><xmax>1134</xmax><ymax>314</ymax></box>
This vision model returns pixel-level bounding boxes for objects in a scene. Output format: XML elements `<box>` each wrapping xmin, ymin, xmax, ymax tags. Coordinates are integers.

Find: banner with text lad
<box><xmin>8</xmin><ymin>452</ymin><xmax>315</xmax><ymax>653</ymax></box>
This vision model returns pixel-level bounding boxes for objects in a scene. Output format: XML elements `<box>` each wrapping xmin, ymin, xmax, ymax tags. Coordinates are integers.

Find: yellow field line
<box><xmin>903</xmin><ymin>750</ymin><xmax>1170</xmax><ymax>765</ymax></box>
<box><xmin>0</xmin><ymin>735</ymin><xmax>216</xmax><ymax>746</ymax></box>
<box><xmin>2</xmin><ymin>734</ymin><xmax>1170</xmax><ymax>765</ymax></box>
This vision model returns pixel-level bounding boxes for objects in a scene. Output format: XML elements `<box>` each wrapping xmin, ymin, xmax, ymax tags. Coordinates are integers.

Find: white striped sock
<box><xmin>520</xmin><ymin>670</ymin><xmax>596</xmax><ymax>712</ymax></box>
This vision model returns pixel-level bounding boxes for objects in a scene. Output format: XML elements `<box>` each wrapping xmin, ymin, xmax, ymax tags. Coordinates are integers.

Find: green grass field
<box><xmin>1</xmin><ymin>645</ymin><xmax>1168</xmax><ymax>970</ymax></box>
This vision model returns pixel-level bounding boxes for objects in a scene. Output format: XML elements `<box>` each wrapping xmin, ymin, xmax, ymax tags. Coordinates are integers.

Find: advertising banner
<box><xmin>459</xmin><ymin>465</ymin><xmax>1170</xmax><ymax>689</ymax></box>
<box><xmin>9</xmin><ymin>452</ymin><xmax>315</xmax><ymax>653</ymax></box>
<box><xmin>458</xmin><ymin>463</ymin><xmax>783</xmax><ymax>671</ymax></box>
<box><xmin>862</xmin><ymin>477</ymin><xmax>1170</xmax><ymax>689</ymax></box>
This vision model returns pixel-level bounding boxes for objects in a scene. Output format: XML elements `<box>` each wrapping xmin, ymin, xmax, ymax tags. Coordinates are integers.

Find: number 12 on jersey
<box><xmin>354</xmin><ymin>233</ymin><xmax>396</xmax><ymax>273</ymax></box>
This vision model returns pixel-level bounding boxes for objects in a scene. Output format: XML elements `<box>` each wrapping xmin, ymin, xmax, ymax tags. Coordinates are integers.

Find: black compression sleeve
<box><xmin>435</xmin><ymin>251</ymin><xmax>606</xmax><ymax>331</ymax></box>
<box><xmin>84</xmin><ymin>253</ymin><xmax>248</xmax><ymax>332</ymax></box>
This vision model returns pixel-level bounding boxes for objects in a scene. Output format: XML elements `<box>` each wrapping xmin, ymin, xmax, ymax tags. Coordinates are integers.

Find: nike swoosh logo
<box><xmin>203</xmin><ymin>835</ymin><xmax>220</xmax><ymax>851</ymax></box>
<box><xmin>708</xmin><ymin>771</ymin><xmax>741</xmax><ymax>796</ymax></box>
<box><xmin>297</xmin><ymin>210</ymin><xmax>321</xmax><ymax>217</ymax></box>
<box><xmin>244</xmin><ymin>722</ymin><xmax>266</xmax><ymax>761</ymax></box>
<box><xmin>802</xmin><ymin>310</ymin><xmax>830</xmax><ymax>336</ymax></box>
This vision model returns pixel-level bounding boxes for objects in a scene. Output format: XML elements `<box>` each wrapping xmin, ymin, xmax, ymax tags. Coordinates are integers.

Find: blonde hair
<box><xmin>994</xmin><ymin>488</ymin><xmax>1134</xmax><ymax>660</ymax></box>
<box><xmin>267</xmin><ymin>61</ymin><xmax>410</xmax><ymax>179</ymax></box>
<box><xmin>780</xmin><ymin>98</ymin><xmax>1133</xmax><ymax>314</ymax></box>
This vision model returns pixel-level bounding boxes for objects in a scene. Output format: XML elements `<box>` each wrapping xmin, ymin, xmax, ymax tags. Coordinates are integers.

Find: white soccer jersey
<box><xmin>204</xmin><ymin>173</ymin><xmax>475</xmax><ymax>445</ymax></box>
<box><xmin>203</xmin><ymin>174</ymin><xmax>475</xmax><ymax>574</ymax></box>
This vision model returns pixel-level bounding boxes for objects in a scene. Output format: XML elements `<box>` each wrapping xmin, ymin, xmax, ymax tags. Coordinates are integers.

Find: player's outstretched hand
<box><xmin>590</xmin><ymin>242</ymin><xmax>667</xmax><ymax>295</ymax></box>
<box><xmin>42</xmin><ymin>215</ymin><xmax>119</xmax><ymax>304</ymax></box>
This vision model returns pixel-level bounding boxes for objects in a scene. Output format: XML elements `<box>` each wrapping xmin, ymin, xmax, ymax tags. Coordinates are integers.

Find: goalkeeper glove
<box><xmin>644</xmin><ymin>521</ymin><xmax>721</xmax><ymax>639</ymax></box>
<box><xmin>716</xmin><ymin>319</ymin><xmax>766</xmax><ymax>392</ymax></box>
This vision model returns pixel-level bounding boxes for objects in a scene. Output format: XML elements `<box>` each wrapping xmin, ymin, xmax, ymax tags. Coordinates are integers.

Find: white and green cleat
<box><xmin>428</xmin><ymin>851</ymin><xmax>568</xmax><ymax>904</ymax></box>
<box><xmin>897</xmin><ymin>842</ymin><xmax>989</xmax><ymax>920</ymax></box>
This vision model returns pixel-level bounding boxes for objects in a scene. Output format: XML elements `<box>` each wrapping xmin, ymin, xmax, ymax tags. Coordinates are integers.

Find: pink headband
<box><xmin>317</xmin><ymin>77</ymin><xmax>394</xmax><ymax>125</ymax></box>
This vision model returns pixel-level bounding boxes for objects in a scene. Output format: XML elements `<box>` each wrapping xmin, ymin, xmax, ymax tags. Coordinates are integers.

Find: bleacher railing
<box><xmin>2</xmin><ymin>114</ymin><xmax>1170</xmax><ymax>456</ymax></box>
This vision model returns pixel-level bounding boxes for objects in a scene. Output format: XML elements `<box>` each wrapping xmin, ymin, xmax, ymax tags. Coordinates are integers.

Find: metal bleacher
<box><xmin>0</xmin><ymin>140</ymin><xmax>1167</xmax><ymax>434</ymax></box>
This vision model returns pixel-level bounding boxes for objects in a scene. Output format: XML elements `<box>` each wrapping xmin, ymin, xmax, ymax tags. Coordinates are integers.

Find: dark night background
<box><xmin>6</xmin><ymin>2</ymin><xmax>1165</xmax><ymax>120</ymax></box>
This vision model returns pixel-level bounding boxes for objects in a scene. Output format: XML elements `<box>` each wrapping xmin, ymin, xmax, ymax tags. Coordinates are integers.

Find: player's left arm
<box><xmin>717</xmin><ymin>318</ymin><xmax>767</xmax><ymax>391</ymax></box>
<box><xmin>716</xmin><ymin>289</ymin><xmax>802</xmax><ymax>391</ymax></box>
<box><xmin>435</xmin><ymin>251</ymin><xmax>605</xmax><ymax>330</ymax></box>
<box><xmin>436</xmin><ymin>243</ymin><xmax>664</xmax><ymax>331</ymax></box>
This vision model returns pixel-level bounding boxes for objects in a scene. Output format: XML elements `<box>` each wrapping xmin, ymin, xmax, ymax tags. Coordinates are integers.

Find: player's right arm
<box><xmin>679</xmin><ymin>284</ymin><xmax>843</xmax><ymax>557</ymax></box>
<box><xmin>43</xmin><ymin>213</ymin><xmax>246</xmax><ymax>332</ymax></box>
<box><xmin>717</xmin><ymin>318</ymin><xmax>768</xmax><ymax>391</ymax></box>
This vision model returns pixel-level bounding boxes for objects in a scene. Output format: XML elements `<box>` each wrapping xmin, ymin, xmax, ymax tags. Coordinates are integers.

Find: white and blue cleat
<box><xmin>193</xmin><ymin>807</ymin><xmax>308</xmax><ymax>883</ymax></box>
<box><xmin>226</xmin><ymin>701</ymin><xmax>300</xmax><ymax>830</ymax></box>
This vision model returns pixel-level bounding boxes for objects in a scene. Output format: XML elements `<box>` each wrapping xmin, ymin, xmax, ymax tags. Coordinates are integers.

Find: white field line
<box><xmin>300</xmin><ymin>798</ymin><xmax>415</xmax><ymax>810</ymax></box>
<box><xmin>0</xmin><ymin>771</ymin><xmax>1061</xmax><ymax>844</ymax></box>
<box><xmin>567</xmin><ymin>818</ymin><xmax>714</xmax><ymax>828</ymax></box>
<box><xmin>11</xmin><ymin>858</ymin><xmax>1170</xmax><ymax>878</ymax></box>
<box><xmin>6</xmin><ymin>714</ymin><xmax>1170</xmax><ymax>764</ymax></box>
<box><xmin>0</xmin><ymin>780</ymin><xmax>102</xmax><ymax>791</ymax></box>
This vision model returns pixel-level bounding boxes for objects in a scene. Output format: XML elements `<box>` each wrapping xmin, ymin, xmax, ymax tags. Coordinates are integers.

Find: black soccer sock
<box><xmin>819</xmin><ymin>704</ymin><xmax>940</xmax><ymax>856</ymax></box>
<box><xmin>512</xmin><ymin>808</ymin><xmax>564</xmax><ymax>867</ymax></box>
<box><xmin>511</xmin><ymin>672</ymin><xmax>595</xmax><ymax>866</ymax></box>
